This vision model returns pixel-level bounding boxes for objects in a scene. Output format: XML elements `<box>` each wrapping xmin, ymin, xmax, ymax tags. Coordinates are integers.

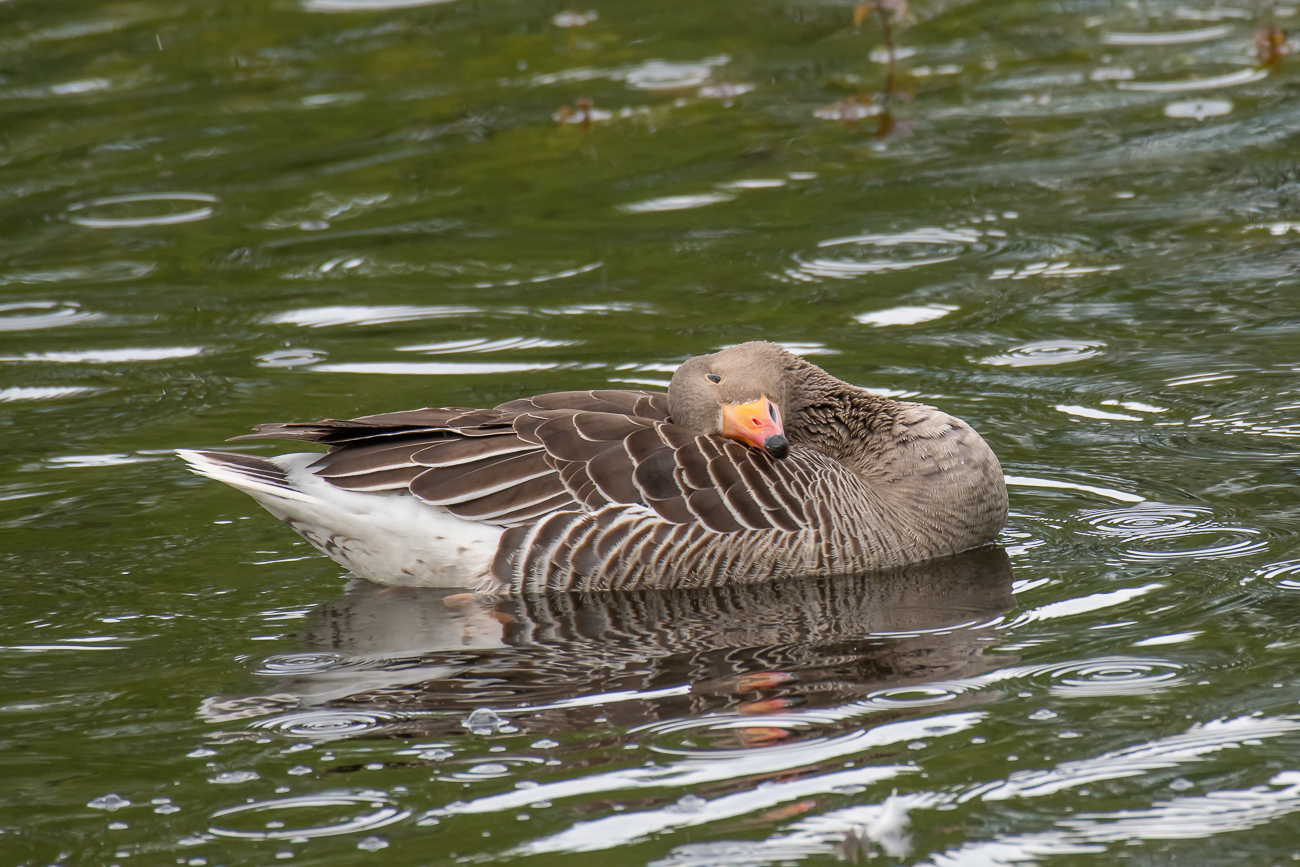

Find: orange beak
<box><xmin>720</xmin><ymin>396</ymin><xmax>789</xmax><ymax>459</ymax></box>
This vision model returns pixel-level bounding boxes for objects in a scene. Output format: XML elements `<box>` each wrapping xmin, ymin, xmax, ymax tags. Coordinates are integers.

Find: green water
<box><xmin>5</xmin><ymin>0</ymin><xmax>1300</xmax><ymax>864</ymax></box>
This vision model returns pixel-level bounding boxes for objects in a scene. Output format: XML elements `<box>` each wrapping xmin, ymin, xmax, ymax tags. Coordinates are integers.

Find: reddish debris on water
<box><xmin>1256</xmin><ymin>20</ymin><xmax>1287</xmax><ymax>68</ymax></box>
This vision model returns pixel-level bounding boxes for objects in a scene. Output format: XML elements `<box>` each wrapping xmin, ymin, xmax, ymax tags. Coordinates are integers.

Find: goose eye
<box><xmin>705</xmin><ymin>373</ymin><xmax>721</xmax><ymax>384</ymax></box>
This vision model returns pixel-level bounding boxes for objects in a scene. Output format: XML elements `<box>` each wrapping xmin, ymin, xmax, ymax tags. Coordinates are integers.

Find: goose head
<box><xmin>668</xmin><ymin>342</ymin><xmax>792</xmax><ymax>459</ymax></box>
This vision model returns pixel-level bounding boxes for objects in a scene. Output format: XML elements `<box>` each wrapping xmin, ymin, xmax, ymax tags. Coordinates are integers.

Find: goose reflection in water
<box><xmin>203</xmin><ymin>547</ymin><xmax>1015</xmax><ymax>750</ymax></box>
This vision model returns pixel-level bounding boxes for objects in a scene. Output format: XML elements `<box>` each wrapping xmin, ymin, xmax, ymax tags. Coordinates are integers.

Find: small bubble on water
<box><xmin>417</xmin><ymin>816</ymin><xmax>441</xmax><ymax>826</ymax></box>
<box><xmin>188</xmin><ymin>859</ymin><xmax>207</xmax><ymax>866</ymax></box>
<box><xmin>908</xmin><ymin>741</ymin><xmax>927</xmax><ymax>750</ymax></box>
<box><xmin>530</xmin><ymin>800</ymin><xmax>552</xmax><ymax>808</ymax></box>
<box><xmin>115</xmin><ymin>851</ymin><xmax>129</xmax><ymax>858</ymax></box>
<box><xmin>109</xmin><ymin>822</ymin><xmax>128</xmax><ymax>830</ymax></box>
<box><xmin>209</xmin><ymin>771</ymin><xmax>259</xmax><ymax>784</ymax></box>
<box><xmin>419</xmin><ymin>748</ymin><xmax>453</xmax><ymax>761</ymax></box>
<box><xmin>463</xmin><ymin>707</ymin><xmax>506</xmax><ymax>736</ymax></box>
<box><xmin>187</xmin><ymin>748</ymin><xmax>217</xmax><ymax>758</ymax></box>
<box><xmin>1059</xmin><ymin>731</ymin><xmax>1081</xmax><ymax>739</ymax></box>
<box><xmin>1170</xmin><ymin>777</ymin><xmax>1194</xmax><ymax>791</ymax></box>
<box><xmin>1029</xmin><ymin>709</ymin><xmax>1058</xmax><ymax>721</ymax></box>
<box><xmin>287</xmin><ymin>766</ymin><xmax>312</xmax><ymax>776</ymax></box>
<box><xmin>516</xmin><ymin>813</ymin><xmax>530</xmax><ymax>820</ymax></box>
<box><xmin>530</xmin><ymin>739</ymin><xmax>559</xmax><ymax>749</ymax></box>
<box><xmin>154</xmin><ymin>804</ymin><xmax>181</xmax><ymax>815</ymax></box>
<box><xmin>971</xmin><ymin>736</ymin><xmax>986</xmax><ymax>744</ymax></box>
<box><xmin>88</xmin><ymin>794</ymin><xmax>131</xmax><ymax>811</ymax></box>
<box><xmin>364</xmin><ymin>763</ymin><xmax>383</xmax><ymax>770</ymax></box>
<box><xmin>275</xmin><ymin>787</ymin><xmax>290</xmax><ymax>794</ymax></box>
<box><xmin>469</xmin><ymin>763</ymin><xmax>508</xmax><ymax>775</ymax></box>
<box><xmin>488</xmin><ymin>745</ymin><xmax>507</xmax><ymax>753</ymax></box>
<box><xmin>284</xmin><ymin>743</ymin><xmax>312</xmax><ymax>753</ymax></box>
<box><xmin>275</xmin><ymin>851</ymin><xmax>293</xmax><ymax>860</ymax></box>
<box><xmin>545</xmin><ymin>758</ymin><xmax>562</xmax><ymax>766</ymax></box>
<box><xmin>515</xmin><ymin>780</ymin><xmax>539</xmax><ymax>789</ymax></box>
<box><xmin>357</xmin><ymin>836</ymin><xmax>388</xmax><ymax>852</ymax></box>
<box><xmin>672</xmin><ymin>794</ymin><xmax>707</xmax><ymax>813</ymax></box>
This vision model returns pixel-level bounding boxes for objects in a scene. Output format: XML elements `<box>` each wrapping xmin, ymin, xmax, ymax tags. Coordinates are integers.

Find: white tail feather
<box><xmin>175</xmin><ymin>449</ymin><xmax>317</xmax><ymax>504</ymax></box>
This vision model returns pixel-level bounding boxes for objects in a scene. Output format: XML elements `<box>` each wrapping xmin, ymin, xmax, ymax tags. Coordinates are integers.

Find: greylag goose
<box><xmin>178</xmin><ymin>341</ymin><xmax>1007</xmax><ymax>592</ymax></box>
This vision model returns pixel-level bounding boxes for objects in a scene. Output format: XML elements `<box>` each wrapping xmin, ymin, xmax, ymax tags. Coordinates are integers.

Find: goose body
<box><xmin>179</xmin><ymin>342</ymin><xmax>1007</xmax><ymax>592</ymax></box>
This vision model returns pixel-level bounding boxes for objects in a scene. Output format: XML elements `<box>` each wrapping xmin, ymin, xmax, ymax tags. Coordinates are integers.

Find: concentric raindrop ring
<box><xmin>1020</xmin><ymin>656</ymin><xmax>1186</xmax><ymax>697</ymax></box>
<box><xmin>209</xmin><ymin>790</ymin><xmax>409</xmax><ymax>840</ymax></box>
<box><xmin>631</xmin><ymin>713</ymin><xmax>846</xmax><ymax>757</ymax></box>
<box><xmin>1081</xmin><ymin>506</ymin><xmax>1267</xmax><ymax>561</ymax></box>
<box><xmin>787</xmin><ymin>227</ymin><xmax>990</xmax><ymax>280</ymax></box>
<box><xmin>982</xmin><ymin>341</ymin><xmax>1105</xmax><ymax>367</ymax></box>
<box><xmin>252</xmin><ymin>709</ymin><xmax>412</xmax><ymax>739</ymax></box>
<box><xmin>255</xmin><ymin>652</ymin><xmax>360</xmax><ymax>676</ymax></box>
<box><xmin>67</xmin><ymin>192</ymin><xmax>218</xmax><ymax>228</ymax></box>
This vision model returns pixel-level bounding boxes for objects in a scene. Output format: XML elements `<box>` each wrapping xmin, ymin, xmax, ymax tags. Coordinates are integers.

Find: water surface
<box><xmin>4</xmin><ymin>0</ymin><xmax>1300</xmax><ymax>864</ymax></box>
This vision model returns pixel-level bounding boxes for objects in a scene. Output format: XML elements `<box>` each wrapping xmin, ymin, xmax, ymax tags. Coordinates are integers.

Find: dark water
<box><xmin>5</xmin><ymin>0</ymin><xmax>1300</xmax><ymax>863</ymax></box>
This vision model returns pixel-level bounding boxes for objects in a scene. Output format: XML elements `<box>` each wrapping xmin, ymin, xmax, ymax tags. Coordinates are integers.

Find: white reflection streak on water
<box><xmin>264</xmin><ymin>305</ymin><xmax>481</xmax><ymax>327</ymax></box>
<box><xmin>398</xmin><ymin>337</ymin><xmax>577</xmax><ymax>354</ymax></box>
<box><xmin>0</xmin><ymin>386</ymin><xmax>99</xmax><ymax>401</ymax></box>
<box><xmin>0</xmin><ymin>301</ymin><xmax>104</xmax><ymax>329</ymax></box>
<box><xmin>1003</xmin><ymin>583</ymin><xmax>1164</xmax><ymax>626</ymax></box>
<box><xmin>311</xmin><ymin>362</ymin><xmax>559</xmax><ymax>375</ymax></box>
<box><xmin>649</xmin><ymin>721</ymin><xmax>1300</xmax><ymax>866</ymax></box>
<box><xmin>1004</xmin><ymin>475</ymin><xmax>1145</xmax><ymax>503</ymax></box>
<box><xmin>429</xmin><ymin>713</ymin><xmax>982</xmax><ymax>822</ymax></box>
<box><xmin>1100</xmin><ymin>25</ymin><xmax>1233</xmax><ymax>44</ymax></box>
<box><xmin>928</xmin><ymin>772</ymin><xmax>1300</xmax><ymax>865</ymax></box>
<box><xmin>514</xmin><ymin>765</ymin><xmax>912</xmax><ymax>855</ymax></box>
<box><xmin>0</xmin><ymin>347</ymin><xmax>203</xmax><ymax>363</ymax></box>
<box><xmin>1117</xmin><ymin>67</ymin><xmax>1269</xmax><ymax>92</ymax></box>
<box><xmin>965</xmin><ymin>717</ymin><xmax>1300</xmax><ymax>802</ymax></box>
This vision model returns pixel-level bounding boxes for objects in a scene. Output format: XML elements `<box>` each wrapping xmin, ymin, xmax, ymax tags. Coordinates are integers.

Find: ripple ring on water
<box><xmin>252</xmin><ymin>709</ymin><xmax>408</xmax><ymax>739</ymax></box>
<box><xmin>434</xmin><ymin>757</ymin><xmax>544</xmax><ymax>781</ymax></box>
<box><xmin>209</xmin><ymin>790</ymin><xmax>410</xmax><ymax>840</ymax></box>
<box><xmin>862</xmin><ymin>682</ymin><xmax>973</xmax><ymax>709</ymax></box>
<box><xmin>1081</xmin><ymin>505</ymin><xmax>1266</xmax><ymax>561</ymax></box>
<box><xmin>1019</xmin><ymin>656</ymin><xmax>1186</xmax><ymax>697</ymax></box>
<box><xmin>0</xmin><ymin>301</ymin><xmax>103</xmax><ymax>332</ymax></box>
<box><xmin>256</xmin><ymin>652</ymin><xmax>353</xmax><ymax>676</ymax></box>
<box><xmin>981</xmin><ymin>340</ymin><xmax>1104</xmax><ymax>367</ymax></box>
<box><xmin>67</xmin><ymin>193</ymin><xmax>218</xmax><ymax>228</ymax></box>
<box><xmin>787</xmin><ymin>227</ymin><xmax>987</xmax><ymax>280</ymax></box>
<box><xmin>632</xmin><ymin>713</ymin><xmax>849</xmax><ymax>757</ymax></box>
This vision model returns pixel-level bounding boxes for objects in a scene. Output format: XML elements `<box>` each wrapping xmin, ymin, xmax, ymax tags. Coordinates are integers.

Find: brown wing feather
<box><xmin>494</xmin><ymin>389</ymin><xmax>669</xmax><ymax>419</ymax></box>
<box><xmin>229</xmin><ymin>391</ymin><xmax>813</xmax><ymax>548</ymax></box>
